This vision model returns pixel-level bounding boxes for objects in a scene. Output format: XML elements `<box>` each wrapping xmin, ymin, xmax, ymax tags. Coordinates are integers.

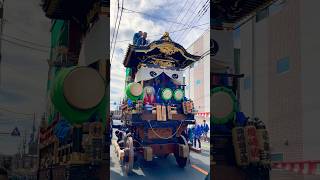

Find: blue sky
<box><xmin>110</xmin><ymin>0</ymin><xmax>210</xmax><ymax>110</ymax></box>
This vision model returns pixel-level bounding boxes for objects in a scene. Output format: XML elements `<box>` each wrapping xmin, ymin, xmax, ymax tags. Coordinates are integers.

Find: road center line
<box><xmin>191</xmin><ymin>164</ymin><xmax>209</xmax><ymax>175</ymax></box>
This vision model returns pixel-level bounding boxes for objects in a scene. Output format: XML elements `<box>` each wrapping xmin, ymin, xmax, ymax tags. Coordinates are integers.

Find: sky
<box><xmin>0</xmin><ymin>0</ymin><xmax>50</xmax><ymax>155</ymax></box>
<box><xmin>110</xmin><ymin>0</ymin><xmax>210</xmax><ymax>110</ymax></box>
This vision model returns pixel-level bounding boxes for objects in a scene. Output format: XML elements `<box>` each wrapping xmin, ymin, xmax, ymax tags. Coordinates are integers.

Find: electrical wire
<box><xmin>0</xmin><ymin>117</ymin><xmax>34</xmax><ymax>121</ymax></box>
<box><xmin>173</xmin><ymin>0</ymin><xmax>207</xmax><ymax>41</ymax></box>
<box><xmin>2</xmin><ymin>34</ymin><xmax>50</xmax><ymax>48</ymax></box>
<box><xmin>170</xmin><ymin>0</ymin><xmax>196</xmax><ymax>40</ymax></box>
<box><xmin>175</xmin><ymin>0</ymin><xmax>209</xmax><ymax>43</ymax></box>
<box><xmin>111</xmin><ymin>22</ymin><xmax>209</xmax><ymax>44</ymax></box>
<box><xmin>179</xmin><ymin>8</ymin><xmax>209</xmax><ymax>44</ymax></box>
<box><xmin>110</xmin><ymin>0</ymin><xmax>120</xmax><ymax>50</ymax></box>
<box><xmin>167</xmin><ymin>0</ymin><xmax>190</xmax><ymax>32</ymax></box>
<box><xmin>1</xmin><ymin>38</ymin><xmax>49</xmax><ymax>53</ymax></box>
<box><xmin>0</xmin><ymin>106</ymin><xmax>34</xmax><ymax>116</ymax></box>
<box><xmin>0</xmin><ymin>115</ymin><xmax>34</xmax><ymax>121</ymax></box>
<box><xmin>122</xmin><ymin>7</ymin><xmax>207</xmax><ymax>29</ymax></box>
<box><xmin>110</xmin><ymin>0</ymin><xmax>124</xmax><ymax>64</ymax></box>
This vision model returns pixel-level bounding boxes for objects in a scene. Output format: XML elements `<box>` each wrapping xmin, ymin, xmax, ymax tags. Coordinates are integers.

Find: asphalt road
<box><xmin>110</xmin><ymin>129</ymin><xmax>210</xmax><ymax>180</ymax></box>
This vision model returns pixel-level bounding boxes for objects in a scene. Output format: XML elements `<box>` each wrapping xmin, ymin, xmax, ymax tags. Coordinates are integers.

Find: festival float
<box><xmin>113</xmin><ymin>32</ymin><xmax>200</xmax><ymax>174</ymax></box>
<box><xmin>212</xmin><ymin>65</ymin><xmax>271</xmax><ymax>179</ymax></box>
<box><xmin>38</xmin><ymin>1</ymin><xmax>110</xmax><ymax>179</ymax></box>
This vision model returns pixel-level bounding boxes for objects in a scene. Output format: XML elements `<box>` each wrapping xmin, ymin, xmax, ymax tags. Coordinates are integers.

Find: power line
<box><xmin>167</xmin><ymin>0</ymin><xmax>190</xmax><ymax>32</ymax></box>
<box><xmin>111</xmin><ymin>22</ymin><xmax>209</xmax><ymax>44</ymax></box>
<box><xmin>0</xmin><ymin>114</ymin><xmax>34</xmax><ymax>120</ymax></box>
<box><xmin>176</xmin><ymin>0</ymin><xmax>209</xmax><ymax>43</ymax></box>
<box><xmin>2</xmin><ymin>34</ymin><xmax>50</xmax><ymax>48</ymax></box>
<box><xmin>179</xmin><ymin>4</ymin><xmax>209</xmax><ymax>44</ymax></box>
<box><xmin>1</xmin><ymin>38</ymin><xmax>49</xmax><ymax>53</ymax></box>
<box><xmin>0</xmin><ymin>113</ymin><xmax>35</xmax><ymax>119</ymax></box>
<box><xmin>110</xmin><ymin>0</ymin><xmax>124</xmax><ymax>64</ymax></box>
<box><xmin>175</xmin><ymin>0</ymin><xmax>209</xmax><ymax>43</ymax></box>
<box><xmin>170</xmin><ymin>0</ymin><xmax>195</xmax><ymax>40</ymax></box>
<box><xmin>172</xmin><ymin>0</ymin><xmax>206</xmax><ymax>40</ymax></box>
<box><xmin>122</xmin><ymin>7</ymin><xmax>207</xmax><ymax>29</ymax></box>
<box><xmin>110</xmin><ymin>0</ymin><xmax>120</xmax><ymax>50</ymax></box>
<box><xmin>0</xmin><ymin>118</ymin><xmax>34</xmax><ymax>122</ymax></box>
<box><xmin>0</xmin><ymin>106</ymin><xmax>34</xmax><ymax>116</ymax></box>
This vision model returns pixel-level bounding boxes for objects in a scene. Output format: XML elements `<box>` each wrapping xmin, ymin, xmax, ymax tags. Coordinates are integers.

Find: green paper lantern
<box><xmin>50</xmin><ymin>66</ymin><xmax>106</xmax><ymax>125</ymax></box>
<box><xmin>211</xmin><ymin>87</ymin><xmax>238</xmax><ymax>125</ymax></box>
<box><xmin>125</xmin><ymin>82</ymin><xmax>143</xmax><ymax>101</ymax></box>
<box><xmin>161</xmin><ymin>88</ymin><xmax>173</xmax><ymax>101</ymax></box>
<box><xmin>173</xmin><ymin>89</ymin><xmax>184</xmax><ymax>101</ymax></box>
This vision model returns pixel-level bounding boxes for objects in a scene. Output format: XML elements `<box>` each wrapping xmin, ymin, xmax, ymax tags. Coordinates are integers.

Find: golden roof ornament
<box><xmin>160</xmin><ymin>32</ymin><xmax>172</xmax><ymax>41</ymax></box>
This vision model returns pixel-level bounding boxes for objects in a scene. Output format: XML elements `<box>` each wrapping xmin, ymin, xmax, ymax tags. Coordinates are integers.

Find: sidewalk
<box><xmin>190</xmin><ymin>140</ymin><xmax>210</xmax><ymax>153</ymax></box>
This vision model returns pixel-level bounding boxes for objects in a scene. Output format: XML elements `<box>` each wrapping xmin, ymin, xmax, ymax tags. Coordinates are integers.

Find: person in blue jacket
<box><xmin>133</xmin><ymin>31</ymin><xmax>142</xmax><ymax>45</ymax></box>
<box><xmin>202</xmin><ymin>120</ymin><xmax>209</xmax><ymax>142</ymax></box>
<box><xmin>137</xmin><ymin>32</ymin><xmax>148</xmax><ymax>46</ymax></box>
<box><xmin>193</xmin><ymin>123</ymin><xmax>202</xmax><ymax>149</ymax></box>
<box><xmin>187</xmin><ymin>125</ymin><xmax>194</xmax><ymax>145</ymax></box>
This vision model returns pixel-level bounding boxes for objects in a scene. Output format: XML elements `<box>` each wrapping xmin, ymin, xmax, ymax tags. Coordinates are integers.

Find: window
<box><xmin>271</xmin><ymin>153</ymin><xmax>284</xmax><ymax>162</ymax></box>
<box><xmin>244</xmin><ymin>77</ymin><xmax>251</xmax><ymax>90</ymax></box>
<box><xmin>277</xmin><ymin>57</ymin><xmax>290</xmax><ymax>74</ymax></box>
<box><xmin>196</xmin><ymin>80</ymin><xmax>201</xmax><ymax>86</ymax></box>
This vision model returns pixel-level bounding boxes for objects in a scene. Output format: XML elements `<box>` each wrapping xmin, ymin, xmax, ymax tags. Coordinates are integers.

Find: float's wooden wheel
<box><xmin>124</xmin><ymin>136</ymin><xmax>134</xmax><ymax>175</ymax></box>
<box><xmin>174</xmin><ymin>135</ymin><xmax>189</xmax><ymax>168</ymax></box>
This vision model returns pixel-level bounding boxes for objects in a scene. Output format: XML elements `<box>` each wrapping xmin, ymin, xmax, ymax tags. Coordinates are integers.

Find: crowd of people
<box><xmin>133</xmin><ymin>31</ymin><xmax>149</xmax><ymax>46</ymax></box>
<box><xmin>187</xmin><ymin>120</ymin><xmax>210</xmax><ymax>149</ymax></box>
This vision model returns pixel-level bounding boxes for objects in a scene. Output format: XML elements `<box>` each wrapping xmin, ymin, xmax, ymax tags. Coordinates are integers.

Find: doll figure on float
<box><xmin>143</xmin><ymin>86</ymin><xmax>156</xmax><ymax>107</ymax></box>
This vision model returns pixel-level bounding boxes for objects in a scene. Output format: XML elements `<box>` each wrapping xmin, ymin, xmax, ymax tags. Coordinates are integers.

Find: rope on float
<box><xmin>147</xmin><ymin>120</ymin><xmax>184</xmax><ymax>139</ymax></box>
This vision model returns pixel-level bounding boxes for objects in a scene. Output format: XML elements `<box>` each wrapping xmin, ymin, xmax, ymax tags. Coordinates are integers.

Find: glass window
<box><xmin>271</xmin><ymin>153</ymin><xmax>284</xmax><ymax>162</ymax></box>
<box><xmin>196</xmin><ymin>80</ymin><xmax>201</xmax><ymax>86</ymax></box>
<box><xmin>244</xmin><ymin>77</ymin><xmax>251</xmax><ymax>90</ymax></box>
<box><xmin>277</xmin><ymin>57</ymin><xmax>290</xmax><ymax>74</ymax></box>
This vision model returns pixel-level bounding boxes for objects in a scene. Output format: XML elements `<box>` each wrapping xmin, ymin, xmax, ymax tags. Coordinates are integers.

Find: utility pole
<box><xmin>0</xmin><ymin>0</ymin><xmax>4</xmax><ymax>88</ymax></box>
<box><xmin>31</xmin><ymin>112</ymin><xmax>36</xmax><ymax>143</ymax></box>
<box><xmin>22</xmin><ymin>129</ymin><xmax>26</xmax><ymax>156</ymax></box>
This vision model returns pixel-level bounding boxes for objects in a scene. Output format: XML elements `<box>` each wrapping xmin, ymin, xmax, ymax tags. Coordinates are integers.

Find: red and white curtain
<box><xmin>272</xmin><ymin>161</ymin><xmax>320</xmax><ymax>175</ymax></box>
<box><xmin>196</xmin><ymin>112</ymin><xmax>210</xmax><ymax>118</ymax></box>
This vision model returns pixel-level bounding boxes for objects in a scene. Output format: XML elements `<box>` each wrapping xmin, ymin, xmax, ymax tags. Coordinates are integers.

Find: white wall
<box><xmin>239</xmin><ymin>20</ymin><xmax>253</xmax><ymax>117</ymax></box>
<box><xmin>211</xmin><ymin>29</ymin><xmax>234</xmax><ymax>68</ymax></box>
<box><xmin>240</xmin><ymin>0</ymin><xmax>304</xmax><ymax>163</ymax></box>
<box><xmin>300</xmin><ymin>0</ymin><xmax>320</xmax><ymax>161</ymax></box>
<box><xmin>185</xmin><ymin>30</ymin><xmax>210</xmax><ymax>120</ymax></box>
<box><xmin>254</xmin><ymin>17</ymin><xmax>270</xmax><ymax>127</ymax></box>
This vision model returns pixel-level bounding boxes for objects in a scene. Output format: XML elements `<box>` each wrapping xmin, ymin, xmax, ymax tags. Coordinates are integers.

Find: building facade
<box><xmin>184</xmin><ymin>30</ymin><xmax>210</xmax><ymax>126</ymax></box>
<box><xmin>238</xmin><ymin>0</ymin><xmax>320</xmax><ymax>179</ymax></box>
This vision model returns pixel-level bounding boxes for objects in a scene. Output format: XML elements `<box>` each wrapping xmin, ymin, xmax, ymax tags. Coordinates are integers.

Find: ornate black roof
<box><xmin>123</xmin><ymin>32</ymin><xmax>201</xmax><ymax>69</ymax></box>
